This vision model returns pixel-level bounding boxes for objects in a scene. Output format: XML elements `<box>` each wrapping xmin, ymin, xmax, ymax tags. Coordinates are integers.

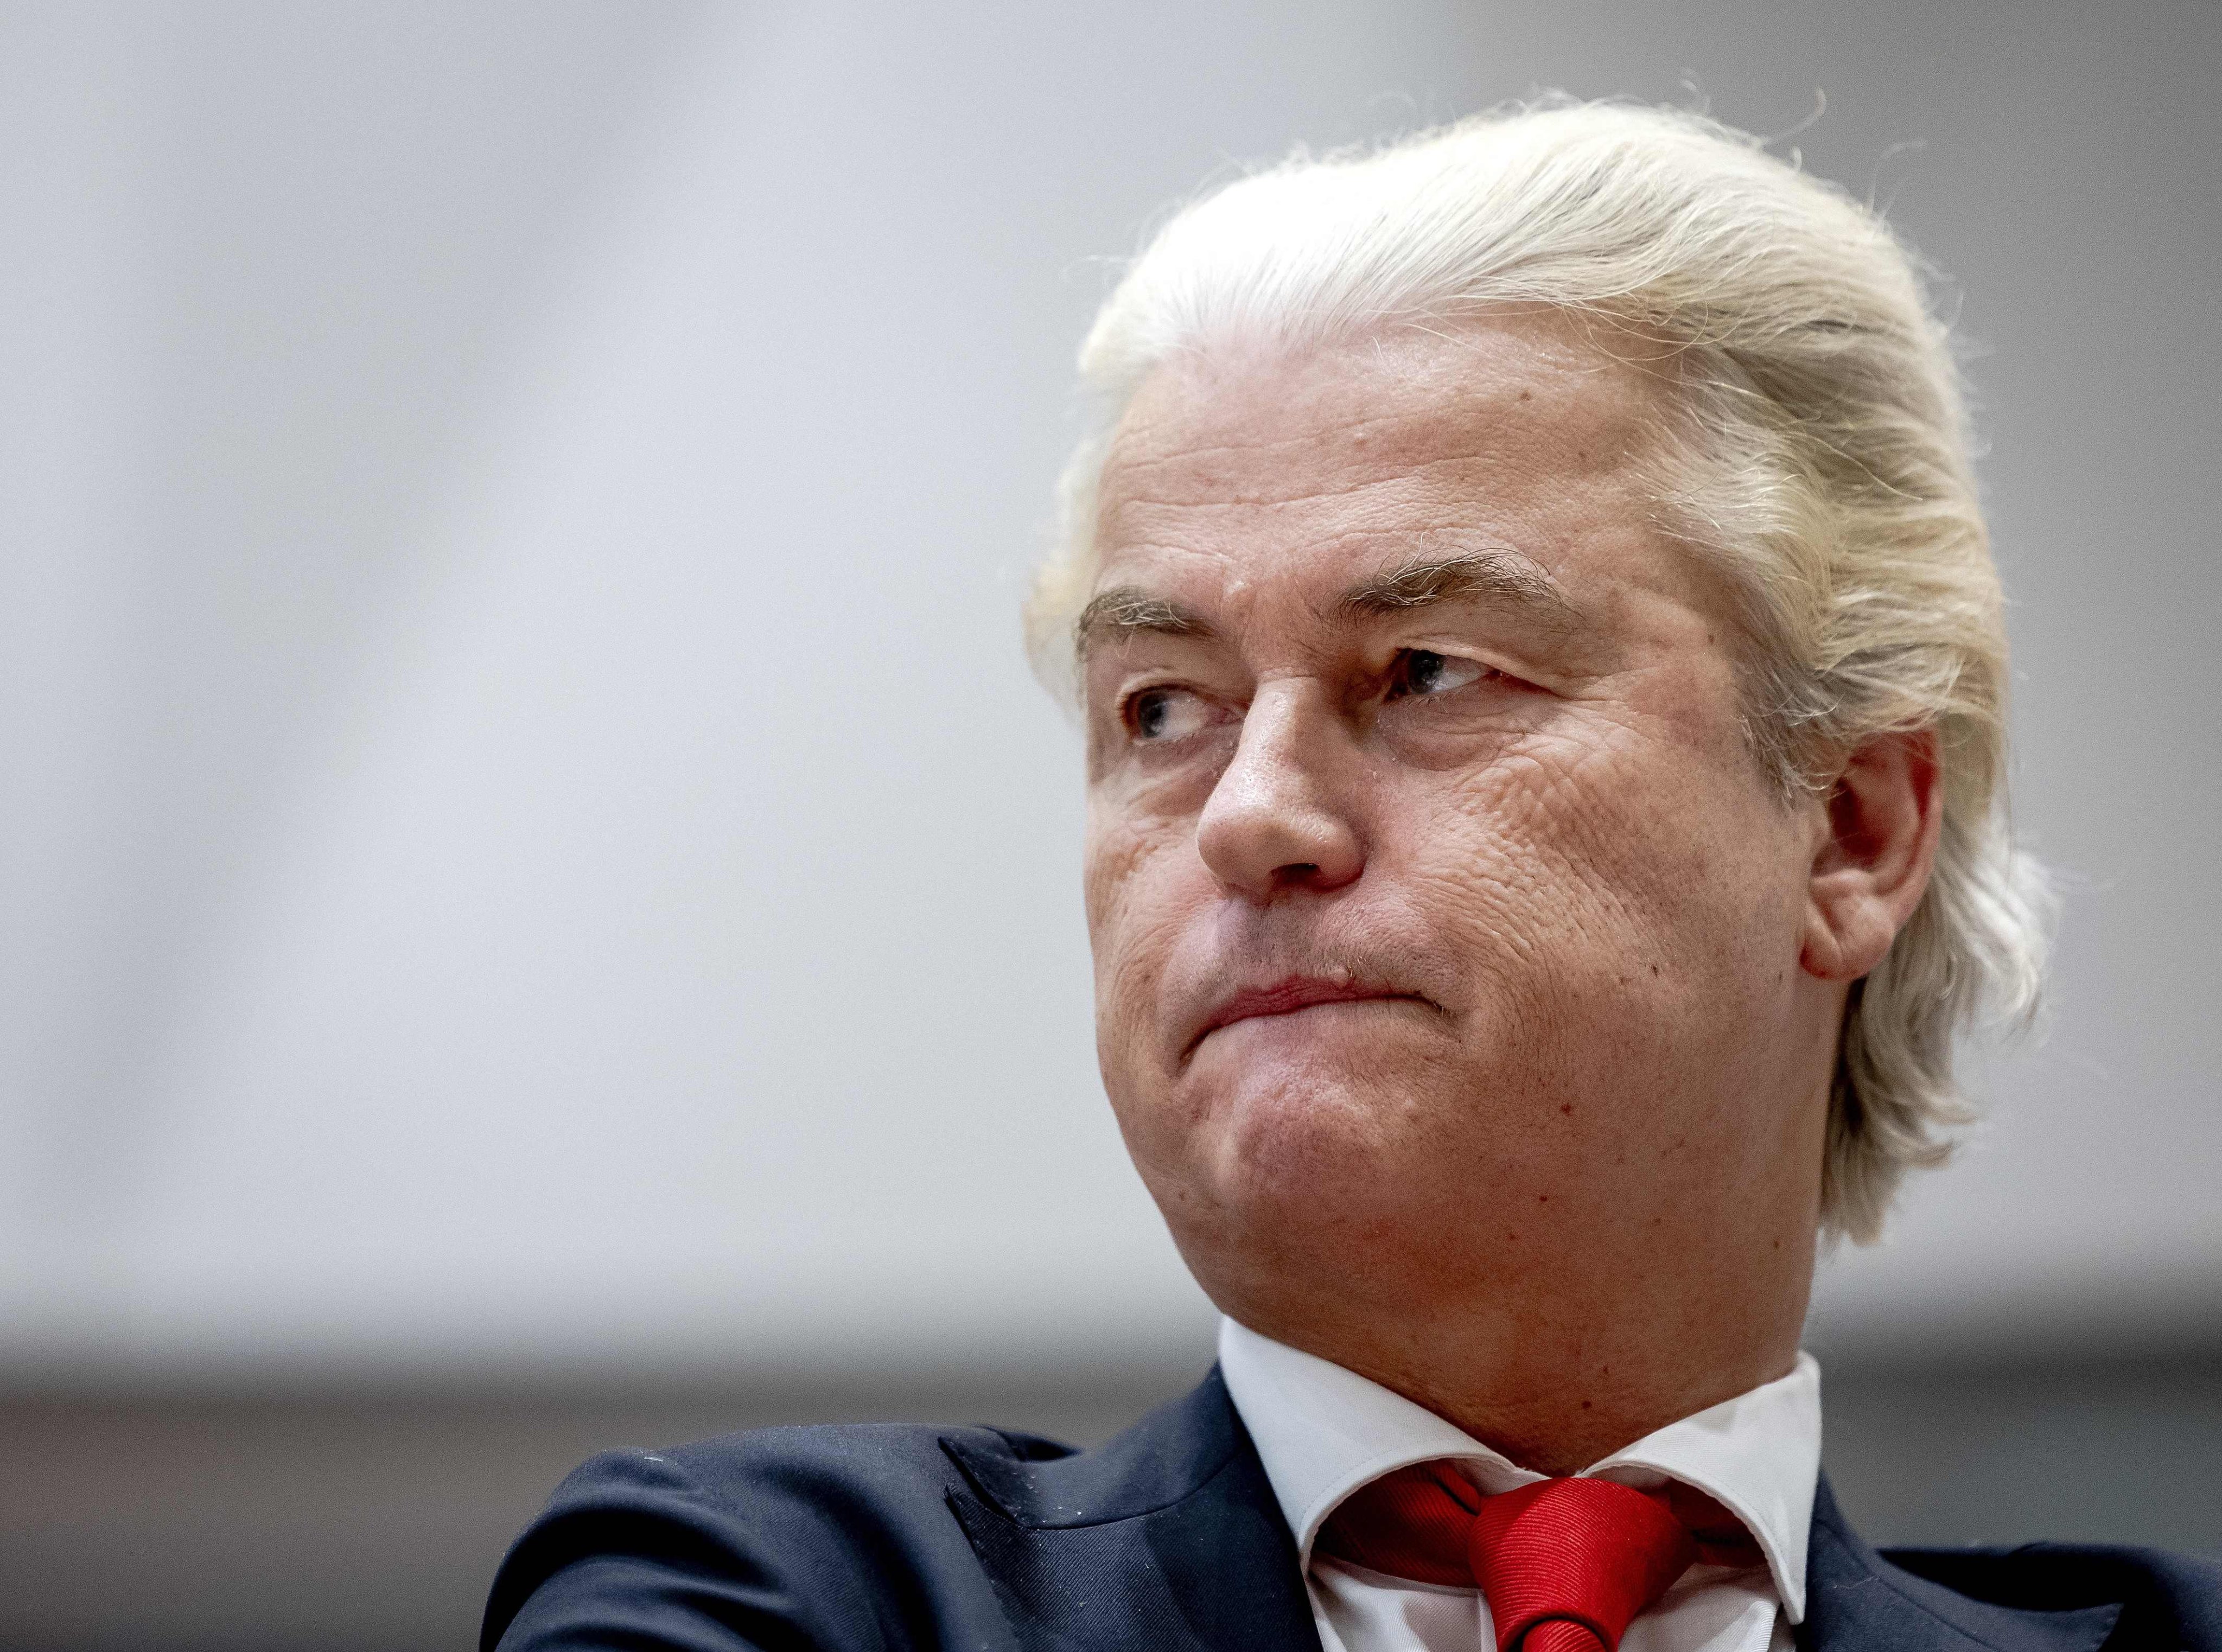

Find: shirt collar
<box><xmin>1216</xmin><ymin>1316</ymin><xmax>1821</xmax><ymax>1623</ymax></box>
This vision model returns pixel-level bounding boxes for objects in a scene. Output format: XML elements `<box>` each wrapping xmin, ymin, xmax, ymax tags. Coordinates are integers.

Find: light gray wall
<box><xmin>3</xmin><ymin>0</ymin><xmax>2217</xmax><ymax>1386</ymax></box>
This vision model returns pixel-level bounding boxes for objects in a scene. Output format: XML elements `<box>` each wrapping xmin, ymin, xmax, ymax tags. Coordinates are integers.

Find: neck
<box><xmin>1214</xmin><ymin>1237</ymin><xmax>1815</xmax><ymax>1475</ymax></box>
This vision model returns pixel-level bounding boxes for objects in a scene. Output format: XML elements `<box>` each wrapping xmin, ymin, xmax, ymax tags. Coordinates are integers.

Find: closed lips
<box><xmin>1192</xmin><ymin>975</ymin><xmax>1437</xmax><ymax>1052</ymax></box>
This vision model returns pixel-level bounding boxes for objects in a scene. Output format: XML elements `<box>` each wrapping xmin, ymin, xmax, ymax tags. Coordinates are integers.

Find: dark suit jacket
<box><xmin>483</xmin><ymin>1367</ymin><xmax>2219</xmax><ymax>1652</ymax></box>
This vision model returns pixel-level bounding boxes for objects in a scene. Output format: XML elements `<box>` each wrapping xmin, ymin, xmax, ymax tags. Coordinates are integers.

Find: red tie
<box><xmin>1319</xmin><ymin>1463</ymin><xmax>1755</xmax><ymax>1652</ymax></box>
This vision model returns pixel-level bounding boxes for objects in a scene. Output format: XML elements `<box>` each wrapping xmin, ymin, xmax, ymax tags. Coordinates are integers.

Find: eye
<box><xmin>1387</xmin><ymin>649</ymin><xmax>1492</xmax><ymax>700</ymax></box>
<box><xmin>1125</xmin><ymin>686</ymin><xmax>1215</xmax><ymax>744</ymax></box>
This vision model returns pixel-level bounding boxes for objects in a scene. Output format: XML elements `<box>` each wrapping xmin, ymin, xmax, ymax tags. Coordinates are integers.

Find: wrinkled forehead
<box><xmin>1088</xmin><ymin>313</ymin><xmax>1692</xmax><ymax>618</ymax></box>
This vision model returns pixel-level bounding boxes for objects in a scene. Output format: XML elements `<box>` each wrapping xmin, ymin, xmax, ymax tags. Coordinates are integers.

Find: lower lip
<box><xmin>1204</xmin><ymin>995</ymin><xmax>1421</xmax><ymax>1039</ymax></box>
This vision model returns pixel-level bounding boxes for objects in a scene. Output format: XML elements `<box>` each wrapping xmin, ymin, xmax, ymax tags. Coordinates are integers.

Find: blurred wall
<box><xmin>1</xmin><ymin>1</ymin><xmax>2216</xmax><ymax>1646</ymax></box>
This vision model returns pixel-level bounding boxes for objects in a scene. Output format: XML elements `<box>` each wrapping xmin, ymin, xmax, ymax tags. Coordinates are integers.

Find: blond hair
<box><xmin>1026</xmin><ymin>101</ymin><xmax>2053</xmax><ymax>1242</ymax></box>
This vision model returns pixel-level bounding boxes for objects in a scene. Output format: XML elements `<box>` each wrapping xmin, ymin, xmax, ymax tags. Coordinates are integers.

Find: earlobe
<box><xmin>1799</xmin><ymin>729</ymin><xmax>1943</xmax><ymax>983</ymax></box>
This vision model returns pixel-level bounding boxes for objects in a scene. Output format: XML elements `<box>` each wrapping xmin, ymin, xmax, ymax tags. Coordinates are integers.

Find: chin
<box><xmin>1154</xmin><ymin>1077</ymin><xmax>1479</xmax><ymax>1336</ymax></box>
<box><xmin>1176</xmin><ymin>1053</ymin><xmax>1439</xmax><ymax>1228</ymax></box>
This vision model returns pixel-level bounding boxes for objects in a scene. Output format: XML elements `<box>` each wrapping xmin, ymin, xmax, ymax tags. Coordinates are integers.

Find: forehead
<box><xmin>1091</xmin><ymin>312</ymin><xmax>1688</xmax><ymax>617</ymax></box>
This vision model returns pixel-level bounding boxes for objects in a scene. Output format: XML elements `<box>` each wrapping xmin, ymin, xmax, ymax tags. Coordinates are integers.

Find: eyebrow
<box><xmin>1073</xmin><ymin>547</ymin><xmax>1580</xmax><ymax>661</ymax></box>
<box><xmin>1074</xmin><ymin>587</ymin><xmax>1215</xmax><ymax>658</ymax></box>
<box><xmin>1339</xmin><ymin>549</ymin><xmax>1581</xmax><ymax>633</ymax></box>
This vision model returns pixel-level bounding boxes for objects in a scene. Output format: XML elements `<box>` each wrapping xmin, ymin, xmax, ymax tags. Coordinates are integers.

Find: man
<box><xmin>482</xmin><ymin>103</ymin><xmax>2219</xmax><ymax>1652</ymax></box>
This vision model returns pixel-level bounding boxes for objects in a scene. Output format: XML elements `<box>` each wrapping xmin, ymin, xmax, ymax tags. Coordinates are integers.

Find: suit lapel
<box><xmin>941</xmin><ymin>1367</ymin><xmax>1323</xmax><ymax>1652</ymax></box>
<box><xmin>947</xmin><ymin>1382</ymin><xmax>2139</xmax><ymax>1652</ymax></box>
<box><xmin>1800</xmin><ymin>1475</ymin><xmax>2122</xmax><ymax>1652</ymax></box>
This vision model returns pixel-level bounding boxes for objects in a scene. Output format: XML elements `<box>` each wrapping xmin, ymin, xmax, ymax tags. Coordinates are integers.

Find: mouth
<box><xmin>1187</xmin><ymin>975</ymin><xmax>1437</xmax><ymax>1058</ymax></box>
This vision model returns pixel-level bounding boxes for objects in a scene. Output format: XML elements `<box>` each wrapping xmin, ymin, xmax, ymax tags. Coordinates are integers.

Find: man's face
<box><xmin>1080</xmin><ymin>314</ymin><xmax>1837</xmax><ymax>1363</ymax></box>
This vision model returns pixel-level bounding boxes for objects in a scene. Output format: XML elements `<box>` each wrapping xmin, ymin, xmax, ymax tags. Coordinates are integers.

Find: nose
<box><xmin>1195</xmin><ymin>679</ymin><xmax>1366</xmax><ymax>899</ymax></box>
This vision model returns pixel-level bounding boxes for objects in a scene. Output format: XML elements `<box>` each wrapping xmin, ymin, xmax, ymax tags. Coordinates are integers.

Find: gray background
<box><xmin>1</xmin><ymin>2</ymin><xmax>2215</xmax><ymax>1648</ymax></box>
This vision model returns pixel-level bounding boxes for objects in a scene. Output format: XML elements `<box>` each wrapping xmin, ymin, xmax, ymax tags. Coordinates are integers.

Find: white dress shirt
<box><xmin>1217</xmin><ymin>1318</ymin><xmax>1822</xmax><ymax>1652</ymax></box>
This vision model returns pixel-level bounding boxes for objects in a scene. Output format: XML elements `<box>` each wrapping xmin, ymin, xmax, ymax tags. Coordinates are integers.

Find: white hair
<box><xmin>1026</xmin><ymin>100</ymin><xmax>2054</xmax><ymax>1243</ymax></box>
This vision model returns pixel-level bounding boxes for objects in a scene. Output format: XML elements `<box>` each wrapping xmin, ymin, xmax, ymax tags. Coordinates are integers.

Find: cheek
<box><xmin>1081</xmin><ymin>749</ymin><xmax>1226</xmax><ymax>934</ymax></box>
<box><xmin>1083</xmin><ymin>800</ymin><xmax>1200</xmax><ymax>1061</ymax></box>
<box><xmin>1414</xmin><ymin>717</ymin><xmax>1804</xmax><ymax>1010</ymax></box>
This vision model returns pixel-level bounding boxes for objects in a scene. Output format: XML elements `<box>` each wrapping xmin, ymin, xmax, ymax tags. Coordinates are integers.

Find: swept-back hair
<box><xmin>1026</xmin><ymin>100</ymin><xmax>2053</xmax><ymax>1242</ymax></box>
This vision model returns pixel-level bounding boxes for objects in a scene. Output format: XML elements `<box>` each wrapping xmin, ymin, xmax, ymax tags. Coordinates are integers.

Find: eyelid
<box><xmin>1383</xmin><ymin>645</ymin><xmax>1536</xmax><ymax>701</ymax></box>
<box><xmin>1118</xmin><ymin>680</ymin><xmax>1225</xmax><ymax>743</ymax></box>
<box><xmin>1393</xmin><ymin>643</ymin><xmax>1491</xmax><ymax>677</ymax></box>
<box><xmin>1396</xmin><ymin>639</ymin><xmax>1495</xmax><ymax>667</ymax></box>
<box><xmin>1115</xmin><ymin>678</ymin><xmax>1188</xmax><ymax>717</ymax></box>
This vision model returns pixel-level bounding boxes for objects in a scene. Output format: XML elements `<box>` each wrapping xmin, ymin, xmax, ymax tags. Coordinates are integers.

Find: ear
<box><xmin>1800</xmin><ymin>728</ymin><xmax>1943</xmax><ymax>983</ymax></box>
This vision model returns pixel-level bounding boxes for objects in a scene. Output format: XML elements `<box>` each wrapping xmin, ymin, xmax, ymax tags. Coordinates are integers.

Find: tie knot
<box><xmin>1468</xmin><ymin>1477</ymin><xmax>1697</xmax><ymax>1652</ymax></box>
<box><xmin>1319</xmin><ymin>1466</ymin><xmax>1711</xmax><ymax>1652</ymax></box>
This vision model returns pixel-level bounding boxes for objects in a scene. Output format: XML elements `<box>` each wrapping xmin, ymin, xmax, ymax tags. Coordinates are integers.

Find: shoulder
<box><xmin>480</xmin><ymin>1419</ymin><xmax>1074</xmax><ymax>1652</ymax></box>
<box><xmin>1880</xmin><ymin>1542</ymin><xmax>2222</xmax><ymax>1652</ymax></box>
<box><xmin>479</xmin><ymin>1370</ymin><xmax>1260</xmax><ymax>1652</ymax></box>
<box><xmin>1804</xmin><ymin>1478</ymin><xmax>2222</xmax><ymax>1652</ymax></box>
